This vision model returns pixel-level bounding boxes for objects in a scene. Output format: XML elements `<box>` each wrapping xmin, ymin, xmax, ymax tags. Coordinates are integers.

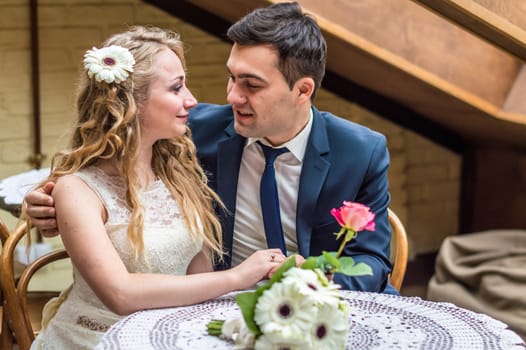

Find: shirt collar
<box><xmin>246</xmin><ymin>108</ymin><xmax>313</xmax><ymax>162</ymax></box>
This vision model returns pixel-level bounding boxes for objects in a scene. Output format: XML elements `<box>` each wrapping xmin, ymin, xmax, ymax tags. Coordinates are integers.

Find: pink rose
<box><xmin>330</xmin><ymin>201</ymin><xmax>375</xmax><ymax>232</ymax></box>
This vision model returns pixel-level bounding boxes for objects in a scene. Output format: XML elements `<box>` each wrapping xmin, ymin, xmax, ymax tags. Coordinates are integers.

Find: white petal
<box><xmin>83</xmin><ymin>45</ymin><xmax>134</xmax><ymax>84</ymax></box>
<box><xmin>254</xmin><ymin>332</ymin><xmax>311</xmax><ymax>350</ymax></box>
<box><xmin>255</xmin><ymin>282</ymin><xmax>317</xmax><ymax>338</ymax></box>
<box><xmin>221</xmin><ymin>317</ymin><xmax>242</xmax><ymax>339</ymax></box>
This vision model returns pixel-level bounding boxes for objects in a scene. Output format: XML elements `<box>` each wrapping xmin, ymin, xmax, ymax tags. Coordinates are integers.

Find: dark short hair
<box><xmin>227</xmin><ymin>2</ymin><xmax>326</xmax><ymax>100</ymax></box>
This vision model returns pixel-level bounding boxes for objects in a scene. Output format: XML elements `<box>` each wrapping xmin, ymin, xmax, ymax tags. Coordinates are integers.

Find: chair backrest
<box><xmin>388</xmin><ymin>208</ymin><xmax>408</xmax><ymax>291</ymax></box>
<box><xmin>0</xmin><ymin>218</ymin><xmax>14</xmax><ymax>349</ymax></box>
<box><xmin>0</xmin><ymin>220</ymin><xmax>69</xmax><ymax>350</ymax></box>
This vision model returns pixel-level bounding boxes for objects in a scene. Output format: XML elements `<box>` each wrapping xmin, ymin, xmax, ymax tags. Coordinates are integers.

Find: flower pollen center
<box><xmin>103</xmin><ymin>57</ymin><xmax>116</xmax><ymax>66</ymax></box>
<box><xmin>278</xmin><ymin>303</ymin><xmax>292</xmax><ymax>318</ymax></box>
<box><xmin>307</xmin><ymin>282</ymin><xmax>318</xmax><ymax>291</ymax></box>
<box><xmin>316</xmin><ymin>324</ymin><xmax>327</xmax><ymax>339</ymax></box>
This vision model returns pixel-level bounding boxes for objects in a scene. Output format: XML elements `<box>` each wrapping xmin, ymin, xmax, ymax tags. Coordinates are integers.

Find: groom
<box><xmin>25</xmin><ymin>2</ymin><xmax>397</xmax><ymax>294</ymax></box>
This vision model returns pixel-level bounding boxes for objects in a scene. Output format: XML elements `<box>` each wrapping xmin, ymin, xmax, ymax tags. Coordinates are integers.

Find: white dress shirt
<box><xmin>231</xmin><ymin>110</ymin><xmax>313</xmax><ymax>266</ymax></box>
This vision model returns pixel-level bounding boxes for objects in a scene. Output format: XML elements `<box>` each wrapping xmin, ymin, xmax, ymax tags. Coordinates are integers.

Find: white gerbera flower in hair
<box><xmin>83</xmin><ymin>45</ymin><xmax>135</xmax><ymax>84</ymax></box>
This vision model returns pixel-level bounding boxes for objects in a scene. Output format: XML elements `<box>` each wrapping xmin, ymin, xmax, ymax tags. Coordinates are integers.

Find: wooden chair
<box><xmin>0</xmin><ymin>218</ymin><xmax>15</xmax><ymax>349</ymax></box>
<box><xmin>388</xmin><ymin>208</ymin><xmax>409</xmax><ymax>291</ymax></box>
<box><xmin>0</xmin><ymin>221</ymin><xmax>69</xmax><ymax>350</ymax></box>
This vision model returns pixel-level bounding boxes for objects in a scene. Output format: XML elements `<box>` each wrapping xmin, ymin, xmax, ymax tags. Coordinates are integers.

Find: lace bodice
<box><xmin>31</xmin><ymin>166</ymin><xmax>203</xmax><ymax>350</ymax></box>
<box><xmin>74</xmin><ymin>167</ymin><xmax>203</xmax><ymax>275</ymax></box>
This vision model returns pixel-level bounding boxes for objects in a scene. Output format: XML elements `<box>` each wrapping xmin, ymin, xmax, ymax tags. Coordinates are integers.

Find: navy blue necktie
<box><xmin>258</xmin><ymin>141</ymin><xmax>288</xmax><ymax>254</ymax></box>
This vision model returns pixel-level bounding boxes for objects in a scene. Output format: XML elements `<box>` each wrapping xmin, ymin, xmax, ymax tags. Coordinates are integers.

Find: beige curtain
<box><xmin>427</xmin><ymin>230</ymin><xmax>526</xmax><ymax>340</ymax></box>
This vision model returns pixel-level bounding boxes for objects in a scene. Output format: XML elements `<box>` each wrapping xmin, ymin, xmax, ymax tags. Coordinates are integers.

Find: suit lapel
<box><xmin>296</xmin><ymin>108</ymin><xmax>331</xmax><ymax>257</ymax></box>
<box><xmin>216</xmin><ymin>121</ymin><xmax>246</xmax><ymax>265</ymax></box>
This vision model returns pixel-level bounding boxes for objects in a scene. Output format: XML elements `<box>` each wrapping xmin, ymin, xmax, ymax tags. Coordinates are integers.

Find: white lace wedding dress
<box><xmin>31</xmin><ymin>167</ymin><xmax>203</xmax><ymax>350</ymax></box>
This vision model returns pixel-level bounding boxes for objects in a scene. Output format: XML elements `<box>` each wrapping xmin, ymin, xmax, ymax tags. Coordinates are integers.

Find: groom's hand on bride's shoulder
<box><xmin>24</xmin><ymin>181</ymin><xmax>59</xmax><ymax>237</ymax></box>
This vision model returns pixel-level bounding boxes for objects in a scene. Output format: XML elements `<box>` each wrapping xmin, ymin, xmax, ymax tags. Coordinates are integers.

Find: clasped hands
<box><xmin>267</xmin><ymin>252</ymin><xmax>304</xmax><ymax>278</ymax></box>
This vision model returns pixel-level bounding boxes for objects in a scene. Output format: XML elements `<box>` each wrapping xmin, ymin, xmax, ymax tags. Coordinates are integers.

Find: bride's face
<box><xmin>140</xmin><ymin>48</ymin><xmax>197</xmax><ymax>145</ymax></box>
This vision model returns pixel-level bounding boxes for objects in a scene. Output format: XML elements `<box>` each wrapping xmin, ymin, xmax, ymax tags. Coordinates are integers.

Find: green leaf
<box><xmin>338</xmin><ymin>256</ymin><xmax>355</xmax><ymax>269</ymax></box>
<box><xmin>234</xmin><ymin>292</ymin><xmax>261</xmax><ymax>335</ymax></box>
<box><xmin>268</xmin><ymin>255</ymin><xmax>296</xmax><ymax>285</ymax></box>
<box><xmin>325</xmin><ymin>251</ymin><xmax>338</xmax><ymax>259</ymax></box>
<box><xmin>301</xmin><ymin>256</ymin><xmax>318</xmax><ymax>270</ymax></box>
<box><xmin>339</xmin><ymin>259</ymin><xmax>373</xmax><ymax>276</ymax></box>
<box><xmin>322</xmin><ymin>251</ymin><xmax>340</xmax><ymax>269</ymax></box>
<box><xmin>350</xmin><ymin>262</ymin><xmax>373</xmax><ymax>276</ymax></box>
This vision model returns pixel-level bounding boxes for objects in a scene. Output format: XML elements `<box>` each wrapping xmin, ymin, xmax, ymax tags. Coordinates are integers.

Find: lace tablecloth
<box><xmin>95</xmin><ymin>290</ymin><xmax>525</xmax><ymax>350</ymax></box>
<box><xmin>0</xmin><ymin>168</ymin><xmax>50</xmax><ymax>216</ymax></box>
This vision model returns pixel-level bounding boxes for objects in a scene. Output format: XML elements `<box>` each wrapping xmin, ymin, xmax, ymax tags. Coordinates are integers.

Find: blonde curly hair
<box><xmin>46</xmin><ymin>25</ymin><xmax>224</xmax><ymax>261</ymax></box>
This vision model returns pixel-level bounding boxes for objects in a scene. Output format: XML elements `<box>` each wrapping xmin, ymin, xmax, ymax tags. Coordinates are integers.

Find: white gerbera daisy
<box><xmin>254</xmin><ymin>282</ymin><xmax>317</xmax><ymax>338</ymax></box>
<box><xmin>309</xmin><ymin>303</ymin><xmax>348</xmax><ymax>349</ymax></box>
<box><xmin>282</xmin><ymin>268</ymin><xmax>342</xmax><ymax>306</ymax></box>
<box><xmin>221</xmin><ymin>317</ymin><xmax>243</xmax><ymax>339</ymax></box>
<box><xmin>232</xmin><ymin>321</ymin><xmax>255</xmax><ymax>350</ymax></box>
<box><xmin>83</xmin><ymin>45</ymin><xmax>135</xmax><ymax>84</ymax></box>
<box><xmin>254</xmin><ymin>331</ymin><xmax>311</xmax><ymax>350</ymax></box>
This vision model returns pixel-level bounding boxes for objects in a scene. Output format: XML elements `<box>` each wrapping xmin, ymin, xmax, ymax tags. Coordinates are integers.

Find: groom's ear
<box><xmin>294</xmin><ymin>77</ymin><xmax>315</xmax><ymax>104</ymax></box>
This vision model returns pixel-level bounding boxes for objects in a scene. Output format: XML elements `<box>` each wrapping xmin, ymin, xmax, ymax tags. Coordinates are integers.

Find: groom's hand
<box><xmin>24</xmin><ymin>181</ymin><xmax>59</xmax><ymax>237</ymax></box>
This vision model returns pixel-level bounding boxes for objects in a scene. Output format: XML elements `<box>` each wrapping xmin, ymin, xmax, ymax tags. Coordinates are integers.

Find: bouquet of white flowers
<box><xmin>207</xmin><ymin>201</ymin><xmax>376</xmax><ymax>349</ymax></box>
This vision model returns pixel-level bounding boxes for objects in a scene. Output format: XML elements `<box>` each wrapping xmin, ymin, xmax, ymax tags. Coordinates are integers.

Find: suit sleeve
<box><xmin>332</xmin><ymin>135</ymin><xmax>397</xmax><ymax>294</ymax></box>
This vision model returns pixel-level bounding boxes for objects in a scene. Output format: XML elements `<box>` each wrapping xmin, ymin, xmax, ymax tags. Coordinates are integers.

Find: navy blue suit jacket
<box><xmin>189</xmin><ymin>103</ymin><xmax>397</xmax><ymax>294</ymax></box>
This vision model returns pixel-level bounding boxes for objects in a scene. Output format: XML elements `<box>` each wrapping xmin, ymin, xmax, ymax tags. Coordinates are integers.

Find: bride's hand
<box><xmin>232</xmin><ymin>249</ymin><xmax>285</xmax><ymax>289</ymax></box>
<box><xmin>267</xmin><ymin>254</ymin><xmax>305</xmax><ymax>278</ymax></box>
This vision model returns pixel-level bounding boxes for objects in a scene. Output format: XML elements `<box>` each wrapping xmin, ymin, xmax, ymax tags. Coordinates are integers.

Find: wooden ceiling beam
<box><xmin>147</xmin><ymin>0</ymin><xmax>526</xmax><ymax>149</ymax></box>
<box><xmin>411</xmin><ymin>0</ymin><xmax>526</xmax><ymax>62</ymax></box>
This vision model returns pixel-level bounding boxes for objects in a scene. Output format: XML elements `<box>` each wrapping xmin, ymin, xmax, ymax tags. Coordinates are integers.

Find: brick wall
<box><xmin>0</xmin><ymin>0</ymin><xmax>461</xmax><ymax>255</ymax></box>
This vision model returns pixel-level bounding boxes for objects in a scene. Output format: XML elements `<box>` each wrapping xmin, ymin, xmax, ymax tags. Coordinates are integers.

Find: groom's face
<box><xmin>226</xmin><ymin>43</ymin><xmax>308</xmax><ymax>147</ymax></box>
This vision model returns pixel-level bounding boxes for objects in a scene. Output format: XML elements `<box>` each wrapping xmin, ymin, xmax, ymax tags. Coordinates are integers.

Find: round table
<box><xmin>95</xmin><ymin>291</ymin><xmax>525</xmax><ymax>350</ymax></box>
<box><xmin>0</xmin><ymin>168</ymin><xmax>50</xmax><ymax>216</ymax></box>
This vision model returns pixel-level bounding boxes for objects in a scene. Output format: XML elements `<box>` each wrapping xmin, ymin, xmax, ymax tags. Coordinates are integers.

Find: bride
<box><xmin>29</xmin><ymin>25</ymin><xmax>285</xmax><ymax>350</ymax></box>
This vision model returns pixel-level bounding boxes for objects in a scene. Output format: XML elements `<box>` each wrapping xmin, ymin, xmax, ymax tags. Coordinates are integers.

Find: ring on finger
<box><xmin>270</xmin><ymin>254</ymin><xmax>276</xmax><ymax>262</ymax></box>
